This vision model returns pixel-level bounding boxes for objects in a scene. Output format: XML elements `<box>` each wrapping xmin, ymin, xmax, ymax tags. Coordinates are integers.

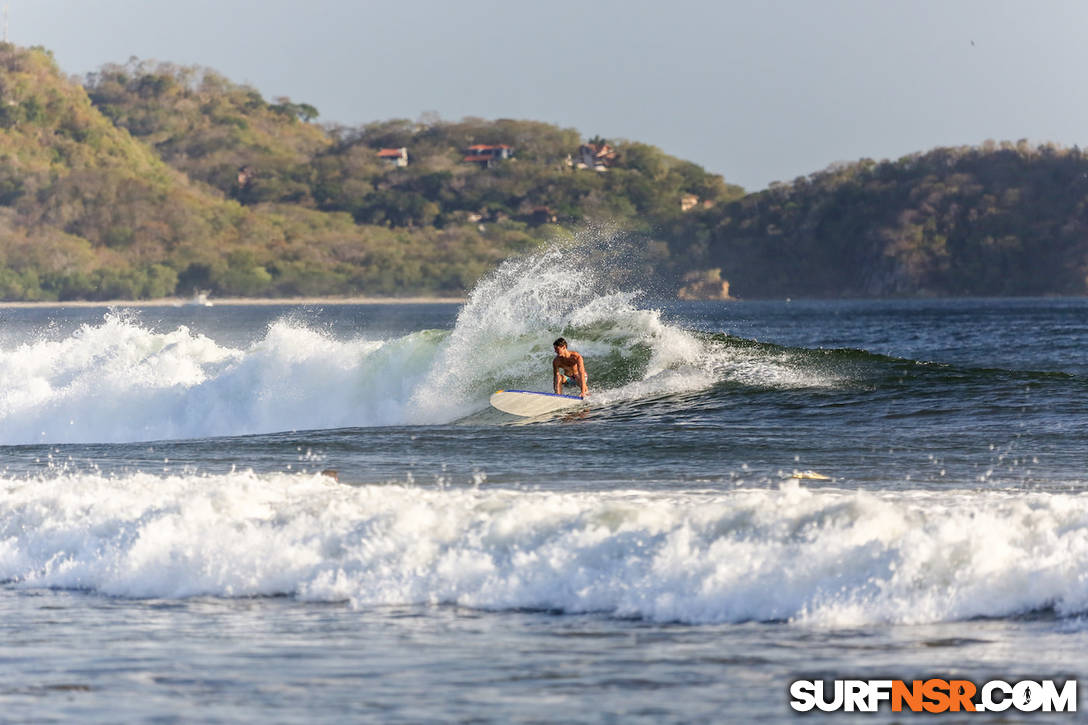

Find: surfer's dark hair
<box><xmin>553</xmin><ymin>337</ymin><xmax>567</xmax><ymax>348</ymax></box>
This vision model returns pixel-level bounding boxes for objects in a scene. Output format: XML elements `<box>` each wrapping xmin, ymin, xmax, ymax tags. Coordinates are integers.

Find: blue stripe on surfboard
<box><xmin>497</xmin><ymin>390</ymin><xmax>584</xmax><ymax>400</ymax></box>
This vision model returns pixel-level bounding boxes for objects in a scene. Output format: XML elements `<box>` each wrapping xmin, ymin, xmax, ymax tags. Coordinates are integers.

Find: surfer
<box><xmin>552</xmin><ymin>337</ymin><xmax>588</xmax><ymax>398</ymax></box>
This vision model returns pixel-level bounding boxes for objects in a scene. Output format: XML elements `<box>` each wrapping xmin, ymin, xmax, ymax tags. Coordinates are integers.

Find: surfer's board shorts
<box><xmin>561</xmin><ymin>374</ymin><xmax>581</xmax><ymax>388</ymax></box>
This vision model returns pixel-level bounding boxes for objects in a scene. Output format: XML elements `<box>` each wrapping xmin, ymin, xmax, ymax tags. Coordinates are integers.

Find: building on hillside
<box><xmin>568</xmin><ymin>143</ymin><xmax>618</xmax><ymax>171</ymax></box>
<box><xmin>463</xmin><ymin>144</ymin><xmax>514</xmax><ymax>168</ymax></box>
<box><xmin>377</xmin><ymin>147</ymin><xmax>409</xmax><ymax>167</ymax></box>
<box><xmin>681</xmin><ymin>193</ymin><xmax>700</xmax><ymax>212</ymax></box>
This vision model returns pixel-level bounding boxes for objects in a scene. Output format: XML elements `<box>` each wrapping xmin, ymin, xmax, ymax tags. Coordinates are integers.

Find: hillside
<box><xmin>0</xmin><ymin>44</ymin><xmax>215</xmax><ymax>299</ymax></box>
<box><xmin>84</xmin><ymin>60</ymin><xmax>742</xmax><ymax>229</ymax></box>
<box><xmin>664</xmin><ymin>143</ymin><xmax>1088</xmax><ymax>298</ymax></box>
<box><xmin>0</xmin><ymin>46</ymin><xmax>389</xmax><ymax>300</ymax></box>
<box><xmin>2</xmin><ymin>44</ymin><xmax>1088</xmax><ymax>301</ymax></box>
<box><xmin>0</xmin><ymin>47</ymin><xmax>735</xmax><ymax>301</ymax></box>
<box><xmin>0</xmin><ymin>47</ymin><xmax>596</xmax><ymax>301</ymax></box>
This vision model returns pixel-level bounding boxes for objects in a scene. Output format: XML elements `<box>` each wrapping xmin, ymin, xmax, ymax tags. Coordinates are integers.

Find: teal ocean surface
<box><xmin>2</xmin><ymin>249</ymin><xmax>1087</xmax><ymax>722</ymax></box>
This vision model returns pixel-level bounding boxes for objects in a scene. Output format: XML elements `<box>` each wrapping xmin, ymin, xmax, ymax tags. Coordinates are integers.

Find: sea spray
<box><xmin>3</xmin><ymin>470</ymin><xmax>1088</xmax><ymax>625</ymax></box>
<box><xmin>403</xmin><ymin>232</ymin><xmax>812</xmax><ymax>419</ymax></box>
<box><xmin>409</xmin><ymin>239</ymin><xmax>699</xmax><ymax>420</ymax></box>
<box><xmin>0</xmin><ymin>314</ymin><xmax>444</xmax><ymax>444</ymax></box>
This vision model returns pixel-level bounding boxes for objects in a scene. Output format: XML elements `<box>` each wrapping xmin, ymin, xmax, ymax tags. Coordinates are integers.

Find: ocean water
<box><xmin>2</xmin><ymin>247</ymin><xmax>1088</xmax><ymax>722</ymax></box>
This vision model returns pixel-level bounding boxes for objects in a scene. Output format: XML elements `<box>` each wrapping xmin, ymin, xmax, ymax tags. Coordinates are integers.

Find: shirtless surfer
<box><xmin>552</xmin><ymin>337</ymin><xmax>588</xmax><ymax>398</ymax></box>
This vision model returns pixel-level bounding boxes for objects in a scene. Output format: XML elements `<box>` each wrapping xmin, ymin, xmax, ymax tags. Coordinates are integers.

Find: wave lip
<box><xmin>3</xmin><ymin>472</ymin><xmax>1088</xmax><ymax>626</ymax></box>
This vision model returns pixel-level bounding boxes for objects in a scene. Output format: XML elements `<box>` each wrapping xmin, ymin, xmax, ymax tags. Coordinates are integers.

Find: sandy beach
<box><xmin>0</xmin><ymin>296</ymin><xmax>467</xmax><ymax>308</ymax></box>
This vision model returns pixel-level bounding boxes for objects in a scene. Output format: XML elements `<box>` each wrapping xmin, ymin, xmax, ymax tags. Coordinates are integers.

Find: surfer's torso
<box><xmin>553</xmin><ymin>350</ymin><xmax>585</xmax><ymax>377</ymax></box>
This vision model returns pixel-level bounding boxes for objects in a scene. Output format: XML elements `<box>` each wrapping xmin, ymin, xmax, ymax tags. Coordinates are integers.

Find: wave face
<box><xmin>3</xmin><ymin>470</ymin><xmax>1088</xmax><ymax>626</ymax></box>
<box><xmin>0</xmin><ymin>243</ymin><xmax>835</xmax><ymax>445</ymax></box>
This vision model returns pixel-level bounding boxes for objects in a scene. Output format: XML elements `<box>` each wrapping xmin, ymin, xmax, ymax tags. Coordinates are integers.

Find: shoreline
<box><xmin>0</xmin><ymin>296</ymin><xmax>468</xmax><ymax>308</ymax></box>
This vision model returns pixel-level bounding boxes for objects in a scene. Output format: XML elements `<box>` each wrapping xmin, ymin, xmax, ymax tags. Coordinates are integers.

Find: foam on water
<box><xmin>0</xmin><ymin>239</ymin><xmax>839</xmax><ymax>444</ymax></box>
<box><xmin>3</xmin><ymin>471</ymin><xmax>1087</xmax><ymax>626</ymax></box>
<box><xmin>0</xmin><ymin>313</ymin><xmax>447</xmax><ymax>444</ymax></box>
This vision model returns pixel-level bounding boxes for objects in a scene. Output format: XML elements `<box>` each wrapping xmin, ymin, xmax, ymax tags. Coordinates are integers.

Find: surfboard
<box><xmin>489</xmin><ymin>390</ymin><xmax>584</xmax><ymax>417</ymax></box>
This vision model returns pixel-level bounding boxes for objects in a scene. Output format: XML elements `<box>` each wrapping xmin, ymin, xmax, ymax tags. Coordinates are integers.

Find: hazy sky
<box><xmin>10</xmin><ymin>0</ymin><xmax>1088</xmax><ymax>190</ymax></box>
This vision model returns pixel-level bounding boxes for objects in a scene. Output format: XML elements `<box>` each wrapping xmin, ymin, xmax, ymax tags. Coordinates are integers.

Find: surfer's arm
<box><xmin>576</xmin><ymin>355</ymin><xmax>588</xmax><ymax>397</ymax></box>
<box><xmin>553</xmin><ymin>357</ymin><xmax>563</xmax><ymax>395</ymax></box>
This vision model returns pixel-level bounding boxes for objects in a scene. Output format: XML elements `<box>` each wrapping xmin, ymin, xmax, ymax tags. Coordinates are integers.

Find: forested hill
<box><xmin>0</xmin><ymin>45</ymin><xmax>740</xmax><ymax>301</ymax></box>
<box><xmin>1</xmin><ymin>44</ymin><xmax>1087</xmax><ymax>301</ymax></box>
<box><xmin>665</xmin><ymin>143</ymin><xmax>1088</xmax><ymax>298</ymax></box>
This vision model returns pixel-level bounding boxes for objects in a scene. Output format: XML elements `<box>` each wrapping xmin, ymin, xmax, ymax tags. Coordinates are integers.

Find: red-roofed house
<box><xmin>377</xmin><ymin>147</ymin><xmax>408</xmax><ymax>167</ymax></box>
<box><xmin>463</xmin><ymin>144</ymin><xmax>514</xmax><ymax>168</ymax></box>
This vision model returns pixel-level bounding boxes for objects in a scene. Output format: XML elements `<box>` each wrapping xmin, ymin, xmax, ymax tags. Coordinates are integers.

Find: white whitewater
<box><xmin>2</xmin><ymin>471</ymin><xmax>1087</xmax><ymax>626</ymax></box>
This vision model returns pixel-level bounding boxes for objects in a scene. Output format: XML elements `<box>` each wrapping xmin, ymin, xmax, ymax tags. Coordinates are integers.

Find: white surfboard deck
<box><xmin>490</xmin><ymin>390</ymin><xmax>584</xmax><ymax>417</ymax></box>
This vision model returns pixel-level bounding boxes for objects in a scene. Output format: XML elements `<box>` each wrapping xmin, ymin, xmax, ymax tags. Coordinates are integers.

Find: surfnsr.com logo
<box><xmin>789</xmin><ymin>679</ymin><xmax>1077</xmax><ymax>713</ymax></box>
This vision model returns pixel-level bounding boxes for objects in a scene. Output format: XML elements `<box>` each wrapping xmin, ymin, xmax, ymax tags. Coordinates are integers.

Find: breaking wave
<box><xmin>2</xmin><ymin>470</ymin><xmax>1087</xmax><ymax>626</ymax></box>
<box><xmin>0</xmin><ymin>243</ymin><xmax>837</xmax><ymax>444</ymax></box>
